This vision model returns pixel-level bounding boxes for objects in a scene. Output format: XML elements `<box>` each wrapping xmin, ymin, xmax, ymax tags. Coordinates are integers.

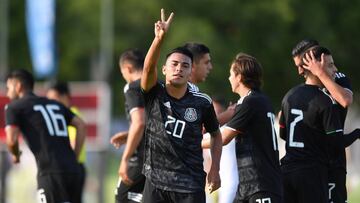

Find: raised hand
<box><xmin>154</xmin><ymin>8</ymin><xmax>174</xmax><ymax>38</ymax></box>
<box><xmin>302</xmin><ymin>50</ymin><xmax>326</xmax><ymax>77</ymax></box>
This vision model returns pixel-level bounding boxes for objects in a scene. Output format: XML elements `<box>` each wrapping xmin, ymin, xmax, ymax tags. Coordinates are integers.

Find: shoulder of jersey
<box><xmin>188</xmin><ymin>82</ymin><xmax>199</xmax><ymax>92</ymax></box>
<box><xmin>189</xmin><ymin>89</ymin><xmax>212</xmax><ymax>104</ymax></box>
<box><xmin>318</xmin><ymin>88</ymin><xmax>337</xmax><ymax>105</ymax></box>
<box><xmin>335</xmin><ymin>72</ymin><xmax>346</xmax><ymax>79</ymax></box>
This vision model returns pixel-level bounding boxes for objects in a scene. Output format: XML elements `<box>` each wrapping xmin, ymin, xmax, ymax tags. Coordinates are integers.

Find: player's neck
<box><xmin>305</xmin><ymin>75</ymin><xmax>323</xmax><ymax>88</ymax></box>
<box><xmin>166</xmin><ymin>84</ymin><xmax>187</xmax><ymax>99</ymax></box>
<box><xmin>238</xmin><ymin>85</ymin><xmax>251</xmax><ymax>98</ymax></box>
<box><xmin>130</xmin><ymin>72</ymin><xmax>142</xmax><ymax>82</ymax></box>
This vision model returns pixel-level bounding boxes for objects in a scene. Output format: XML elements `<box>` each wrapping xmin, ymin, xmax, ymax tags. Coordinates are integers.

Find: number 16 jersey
<box><xmin>5</xmin><ymin>92</ymin><xmax>79</xmax><ymax>175</ymax></box>
<box><xmin>142</xmin><ymin>82</ymin><xmax>219</xmax><ymax>193</ymax></box>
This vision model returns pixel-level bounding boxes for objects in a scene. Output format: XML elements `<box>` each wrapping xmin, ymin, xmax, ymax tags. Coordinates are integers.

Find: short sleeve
<box><xmin>335</xmin><ymin>72</ymin><xmax>352</xmax><ymax>92</ymax></box>
<box><xmin>125</xmin><ymin>87</ymin><xmax>145</xmax><ymax>111</ymax></box>
<box><xmin>5</xmin><ymin>104</ymin><xmax>19</xmax><ymax>126</ymax></box>
<box><xmin>226</xmin><ymin>101</ymin><xmax>253</xmax><ymax>132</ymax></box>
<box><xmin>203</xmin><ymin>103</ymin><xmax>219</xmax><ymax>133</ymax></box>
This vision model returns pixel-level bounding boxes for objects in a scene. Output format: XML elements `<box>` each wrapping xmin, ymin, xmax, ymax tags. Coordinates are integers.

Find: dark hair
<box><xmin>183</xmin><ymin>42</ymin><xmax>210</xmax><ymax>63</ymax></box>
<box><xmin>48</xmin><ymin>81</ymin><xmax>70</xmax><ymax>96</ymax></box>
<box><xmin>165</xmin><ymin>46</ymin><xmax>193</xmax><ymax>63</ymax></box>
<box><xmin>306</xmin><ymin>46</ymin><xmax>331</xmax><ymax>61</ymax></box>
<box><xmin>232</xmin><ymin>53</ymin><xmax>262</xmax><ymax>90</ymax></box>
<box><xmin>6</xmin><ymin>69</ymin><xmax>34</xmax><ymax>90</ymax></box>
<box><xmin>119</xmin><ymin>48</ymin><xmax>145</xmax><ymax>71</ymax></box>
<box><xmin>291</xmin><ymin>39</ymin><xmax>319</xmax><ymax>57</ymax></box>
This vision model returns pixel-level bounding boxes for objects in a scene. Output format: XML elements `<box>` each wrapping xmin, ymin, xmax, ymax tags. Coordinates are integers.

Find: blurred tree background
<box><xmin>6</xmin><ymin>0</ymin><xmax>360</xmax><ymax>116</ymax></box>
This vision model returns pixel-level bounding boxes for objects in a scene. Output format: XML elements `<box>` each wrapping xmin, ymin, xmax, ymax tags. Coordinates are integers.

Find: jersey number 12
<box><xmin>33</xmin><ymin>104</ymin><xmax>68</xmax><ymax>137</ymax></box>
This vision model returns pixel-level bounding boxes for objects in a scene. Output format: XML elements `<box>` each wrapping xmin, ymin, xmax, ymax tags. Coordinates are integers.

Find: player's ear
<box><xmin>162</xmin><ymin>65</ymin><xmax>166</xmax><ymax>75</ymax></box>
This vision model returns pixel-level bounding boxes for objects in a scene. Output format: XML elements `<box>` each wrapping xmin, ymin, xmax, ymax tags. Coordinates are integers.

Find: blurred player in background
<box><xmin>46</xmin><ymin>81</ymin><xmax>87</xmax><ymax>203</ymax></box>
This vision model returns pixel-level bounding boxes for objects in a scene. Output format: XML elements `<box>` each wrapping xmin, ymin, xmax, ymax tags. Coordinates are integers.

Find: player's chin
<box><xmin>170</xmin><ymin>79</ymin><xmax>186</xmax><ymax>87</ymax></box>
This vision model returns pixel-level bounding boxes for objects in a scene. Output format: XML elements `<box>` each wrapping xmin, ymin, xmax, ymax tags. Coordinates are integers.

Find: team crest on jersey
<box><xmin>184</xmin><ymin>108</ymin><xmax>197</xmax><ymax>122</ymax></box>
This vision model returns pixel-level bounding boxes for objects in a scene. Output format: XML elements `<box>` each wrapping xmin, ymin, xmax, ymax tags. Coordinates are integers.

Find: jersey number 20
<box><xmin>33</xmin><ymin>104</ymin><xmax>68</xmax><ymax>137</ymax></box>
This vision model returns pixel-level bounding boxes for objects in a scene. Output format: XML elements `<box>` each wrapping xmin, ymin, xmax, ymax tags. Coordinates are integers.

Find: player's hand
<box><xmin>302</xmin><ymin>50</ymin><xmax>326</xmax><ymax>77</ymax></box>
<box><xmin>206</xmin><ymin>167</ymin><xmax>221</xmax><ymax>194</ymax></box>
<box><xmin>119</xmin><ymin>159</ymin><xmax>134</xmax><ymax>186</ymax></box>
<box><xmin>154</xmin><ymin>8</ymin><xmax>174</xmax><ymax>38</ymax></box>
<box><xmin>11</xmin><ymin>150</ymin><xmax>22</xmax><ymax>164</ymax></box>
<box><xmin>110</xmin><ymin>131</ymin><xmax>128</xmax><ymax>149</ymax></box>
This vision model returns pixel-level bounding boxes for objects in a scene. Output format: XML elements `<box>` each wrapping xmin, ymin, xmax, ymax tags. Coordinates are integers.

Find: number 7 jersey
<box><xmin>5</xmin><ymin>92</ymin><xmax>79</xmax><ymax>175</ymax></box>
<box><xmin>142</xmin><ymin>82</ymin><xmax>219</xmax><ymax>193</ymax></box>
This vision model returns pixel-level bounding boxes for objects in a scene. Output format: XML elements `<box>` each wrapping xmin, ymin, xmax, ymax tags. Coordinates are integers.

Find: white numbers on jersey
<box><xmin>255</xmin><ymin>197</ymin><xmax>271</xmax><ymax>203</ymax></box>
<box><xmin>33</xmin><ymin>104</ymin><xmax>68</xmax><ymax>137</ymax></box>
<box><xmin>164</xmin><ymin>115</ymin><xmax>186</xmax><ymax>138</ymax></box>
<box><xmin>37</xmin><ymin>188</ymin><xmax>47</xmax><ymax>203</ymax></box>
<box><xmin>267</xmin><ymin>112</ymin><xmax>278</xmax><ymax>151</ymax></box>
<box><xmin>289</xmin><ymin>109</ymin><xmax>304</xmax><ymax>148</ymax></box>
<box><xmin>328</xmin><ymin>183</ymin><xmax>336</xmax><ymax>200</ymax></box>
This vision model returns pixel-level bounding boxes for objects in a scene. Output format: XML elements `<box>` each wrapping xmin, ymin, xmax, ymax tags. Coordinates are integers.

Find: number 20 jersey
<box><xmin>142</xmin><ymin>82</ymin><xmax>219</xmax><ymax>193</ymax></box>
<box><xmin>5</xmin><ymin>93</ymin><xmax>79</xmax><ymax>175</ymax></box>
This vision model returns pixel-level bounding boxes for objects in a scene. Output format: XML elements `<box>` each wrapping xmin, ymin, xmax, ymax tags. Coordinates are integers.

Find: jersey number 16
<box><xmin>33</xmin><ymin>104</ymin><xmax>68</xmax><ymax>137</ymax></box>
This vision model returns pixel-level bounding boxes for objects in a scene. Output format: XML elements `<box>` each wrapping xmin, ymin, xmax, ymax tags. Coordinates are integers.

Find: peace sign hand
<box><xmin>154</xmin><ymin>8</ymin><xmax>174</xmax><ymax>38</ymax></box>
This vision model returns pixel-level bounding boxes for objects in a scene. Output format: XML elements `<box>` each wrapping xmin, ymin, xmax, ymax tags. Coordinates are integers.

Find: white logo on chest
<box><xmin>184</xmin><ymin>108</ymin><xmax>197</xmax><ymax>122</ymax></box>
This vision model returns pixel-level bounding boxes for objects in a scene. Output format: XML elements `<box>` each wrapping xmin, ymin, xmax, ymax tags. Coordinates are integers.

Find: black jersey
<box><xmin>5</xmin><ymin>93</ymin><xmax>79</xmax><ymax>175</ymax></box>
<box><xmin>331</xmin><ymin>72</ymin><xmax>352</xmax><ymax>170</ymax></box>
<box><xmin>142</xmin><ymin>82</ymin><xmax>219</xmax><ymax>193</ymax></box>
<box><xmin>123</xmin><ymin>79</ymin><xmax>145</xmax><ymax>167</ymax></box>
<box><xmin>225</xmin><ymin>90</ymin><xmax>282</xmax><ymax>200</ymax></box>
<box><xmin>279</xmin><ymin>84</ymin><xmax>344</xmax><ymax>172</ymax></box>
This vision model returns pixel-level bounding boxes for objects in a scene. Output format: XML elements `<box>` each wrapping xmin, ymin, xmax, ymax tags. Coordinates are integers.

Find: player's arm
<box><xmin>119</xmin><ymin>108</ymin><xmax>145</xmax><ymax>185</ymax></box>
<box><xmin>207</xmin><ymin>129</ymin><xmax>222</xmax><ymax>193</ymax></box>
<box><xmin>216</xmin><ymin>103</ymin><xmax>236</xmax><ymax>125</ymax></box>
<box><xmin>70</xmin><ymin>116</ymin><xmax>86</xmax><ymax>159</ymax></box>
<box><xmin>110</xmin><ymin>131</ymin><xmax>128</xmax><ymax>149</ymax></box>
<box><xmin>5</xmin><ymin>125</ymin><xmax>22</xmax><ymax>163</ymax></box>
<box><xmin>303</xmin><ymin>51</ymin><xmax>353</xmax><ymax>108</ymax></box>
<box><xmin>141</xmin><ymin>9</ymin><xmax>174</xmax><ymax>92</ymax></box>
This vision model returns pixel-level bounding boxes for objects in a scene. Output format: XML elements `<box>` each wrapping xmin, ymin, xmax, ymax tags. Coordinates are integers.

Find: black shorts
<box><xmin>282</xmin><ymin>166</ymin><xmax>328</xmax><ymax>203</ymax></box>
<box><xmin>142</xmin><ymin>179</ymin><xmax>205</xmax><ymax>203</ymax></box>
<box><xmin>235</xmin><ymin>191</ymin><xmax>283</xmax><ymax>203</ymax></box>
<box><xmin>115</xmin><ymin>165</ymin><xmax>145</xmax><ymax>203</ymax></box>
<box><xmin>328</xmin><ymin>167</ymin><xmax>347</xmax><ymax>203</ymax></box>
<box><xmin>37</xmin><ymin>173</ymin><xmax>82</xmax><ymax>203</ymax></box>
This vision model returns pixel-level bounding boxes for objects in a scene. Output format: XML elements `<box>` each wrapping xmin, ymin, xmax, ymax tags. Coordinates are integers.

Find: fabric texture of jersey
<box><xmin>279</xmin><ymin>84</ymin><xmax>344</xmax><ymax>172</ymax></box>
<box><xmin>142</xmin><ymin>82</ymin><xmax>219</xmax><ymax>193</ymax></box>
<box><xmin>225</xmin><ymin>90</ymin><xmax>282</xmax><ymax>200</ymax></box>
<box><xmin>5</xmin><ymin>92</ymin><xmax>79</xmax><ymax>175</ymax></box>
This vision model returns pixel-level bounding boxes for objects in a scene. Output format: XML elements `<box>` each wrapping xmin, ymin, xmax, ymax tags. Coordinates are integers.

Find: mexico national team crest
<box><xmin>184</xmin><ymin>108</ymin><xmax>197</xmax><ymax>122</ymax></box>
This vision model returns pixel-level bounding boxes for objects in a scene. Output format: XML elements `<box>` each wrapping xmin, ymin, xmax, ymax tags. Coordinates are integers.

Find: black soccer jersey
<box><xmin>123</xmin><ymin>79</ymin><xmax>145</xmax><ymax>167</ymax></box>
<box><xmin>142</xmin><ymin>82</ymin><xmax>219</xmax><ymax>193</ymax></box>
<box><xmin>225</xmin><ymin>90</ymin><xmax>282</xmax><ymax>200</ymax></box>
<box><xmin>331</xmin><ymin>72</ymin><xmax>353</xmax><ymax>170</ymax></box>
<box><xmin>5</xmin><ymin>93</ymin><xmax>79</xmax><ymax>175</ymax></box>
<box><xmin>279</xmin><ymin>84</ymin><xmax>344</xmax><ymax>172</ymax></box>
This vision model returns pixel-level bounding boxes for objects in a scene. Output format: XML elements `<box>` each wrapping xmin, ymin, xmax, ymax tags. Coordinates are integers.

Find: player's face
<box><xmin>293</xmin><ymin>56</ymin><xmax>305</xmax><ymax>75</ymax></box>
<box><xmin>228</xmin><ymin>66</ymin><xmax>240</xmax><ymax>94</ymax></box>
<box><xmin>163</xmin><ymin>53</ymin><xmax>192</xmax><ymax>87</ymax></box>
<box><xmin>6</xmin><ymin>79</ymin><xmax>20</xmax><ymax>101</ymax></box>
<box><xmin>191</xmin><ymin>53</ymin><xmax>212</xmax><ymax>83</ymax></box>
<box><xmin>323</xmin><ymin>54</ymin><xmax>337</xmax><ymax>80</ymax></box>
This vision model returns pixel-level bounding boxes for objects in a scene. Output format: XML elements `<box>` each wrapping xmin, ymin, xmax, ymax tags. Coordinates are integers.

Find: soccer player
<box><xmin>203</xmin><ymin>53</ymin><xmax>283</xmax><ymax>203</ymax></box>
<box><xmin>184</xmin><ymin>42</ymin><xmax>238</xmax><ymax>203</ymax></box>
<box><xmin>291</xmin><ymin>39</ymin><xmax>354</xmax><ymax>203</ymax></box>
<box><xmin>5</xmin><ymin>69</ymin><xmax>86</xmax><ymax>203</ymax></box>
<box><xmin>46</xmin><ymin>81</ymin><xmax>87</xmax><ymax>203</ymax></box>
<box><xmin>140</xmin><ymin>9</ymin><xmax>222</xmax><ymax>203</ymax></box>
<box><xmin>110</xmin><ymin>49</ymin><xmax>146</xmax><ymax>203</ymax></box>
<box><xmin>280</xmin><ymin>46</ymin><xmax>359</xmax><ymax>203</ymax></box>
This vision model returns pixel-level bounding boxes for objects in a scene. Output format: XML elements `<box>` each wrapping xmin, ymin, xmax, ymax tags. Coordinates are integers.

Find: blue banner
<box><xmin>26</xmin><ymin>0</ymin><xmax>56</xmax><ymax>78</ymax></box>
